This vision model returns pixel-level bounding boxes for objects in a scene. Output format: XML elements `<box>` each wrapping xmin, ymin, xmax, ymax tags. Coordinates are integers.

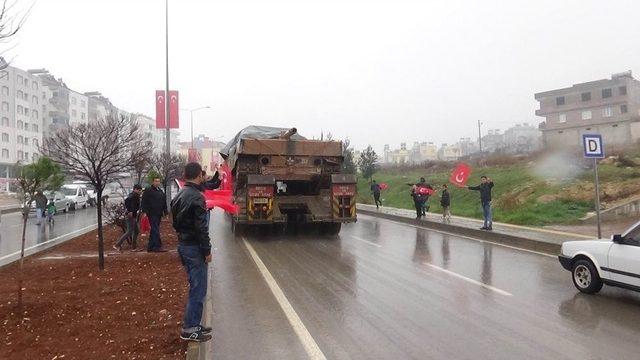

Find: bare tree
<box><xmin>0</xmin><ymin>0</ymin><xmax>34</xmax><ymax>67</ymax></box>
<box><xmin>150</xmin><ymin>152</ymin><xmax>186</xmax><ymax>206</ymax></box>
<box><xmin>43</xmin><ymin>114</ymin><xmax>153</xmax><ymax>270</ymax></box>
<box><xmin>132</xmin><ymin>146</ymin><xmax>153</xmax><ymax>185</ymax></box>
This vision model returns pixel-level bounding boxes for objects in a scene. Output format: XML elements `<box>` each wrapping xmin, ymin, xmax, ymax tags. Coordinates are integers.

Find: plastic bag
<box><xmin>140</xmin><ymin>214</ymin><xmax>151</xmax><ymax>233</ymax></box>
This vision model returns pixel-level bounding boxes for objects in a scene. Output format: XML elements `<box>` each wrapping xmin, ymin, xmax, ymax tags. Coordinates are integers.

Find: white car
<box><xmin>60</xmin><ymin>184</ymin><xmax>89</xmax><ymax>210</ymax></box>
<box><xmin>559</xmin><ymin>220</ymin><xmax>640</xmax><ymax>294</ymax></box>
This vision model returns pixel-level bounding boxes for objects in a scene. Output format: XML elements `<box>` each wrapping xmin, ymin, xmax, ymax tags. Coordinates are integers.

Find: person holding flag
<box><xmin>370</xmin><ymin>180</ymin><xmax>382</xmax><ymax>209</ymax></box>
<box><xmin>467</xmin><ymin>176</ymin><xmax>494</xmax><ymax>230</ymax></box>
<box><xmin>411</xmin><ymin>177</ymin><xmax>433</xmax><ymax>219</ymax></box>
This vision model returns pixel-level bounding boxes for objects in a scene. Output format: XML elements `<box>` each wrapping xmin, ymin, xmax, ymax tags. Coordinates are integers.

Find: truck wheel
<box><xmin>572</xmin><ymin>259</ymin><xmax>603</xmax><ymax>294</ymax></box>
<box><xmin>320</xmin><ymin>223</ymin><xmax>341</xmax><ymax>236</ymax></box>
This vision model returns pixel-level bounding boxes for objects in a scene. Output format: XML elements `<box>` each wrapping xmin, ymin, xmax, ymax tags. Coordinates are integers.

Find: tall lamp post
<box><xmin>180</xmin><ymin>106</ymin><xmax>211</xmax><ymax>149</ymax></box>
<box><xmin>164</xmin><ymin>0</ymin><xmax>172</xmax><ymax>205</ymax></box>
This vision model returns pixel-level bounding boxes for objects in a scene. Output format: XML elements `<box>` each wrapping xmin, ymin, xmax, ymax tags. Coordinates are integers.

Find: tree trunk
<box><xmin>18</xmin><ymin>209</ymin><xmax>28</xmax><ymax>308</ymax></box>
<box><xmin>96</xmin><ymin>189</ymin><xmax>105</xmax><ymax>270</ymax></box>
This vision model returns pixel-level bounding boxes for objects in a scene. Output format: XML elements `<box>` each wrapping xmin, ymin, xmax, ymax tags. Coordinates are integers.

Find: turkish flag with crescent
<box><xmin>450</xmin><ymin>163</ymin><xmax>472</xmax><ymax>187</ymax></box>
<box><xmin>169</xmin><ymin>90</ymin><xmax>179</xmax><ymax>128</ymax></box>
<box><xmin>155</xmin><ymin>90</ymin><xmax>165</xmax><ymax>128</ymax></box>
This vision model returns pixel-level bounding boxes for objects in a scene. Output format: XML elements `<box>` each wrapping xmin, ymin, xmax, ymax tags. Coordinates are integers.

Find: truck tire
<box><xmin>320</xmin><ymin>223</ymin><xmax>341</xmax><ymax>236</ymax></box>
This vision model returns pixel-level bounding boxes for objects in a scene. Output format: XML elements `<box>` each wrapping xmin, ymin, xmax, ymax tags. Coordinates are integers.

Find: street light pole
<box><xmin>180</xmin><ymin>106</ymin><xmax>211</xmax><ymax>149</ymax></box>
<box><xmin>164</xmin><ymin>0</ymin><xmax>172</xmax><ymax>204</ymax></box>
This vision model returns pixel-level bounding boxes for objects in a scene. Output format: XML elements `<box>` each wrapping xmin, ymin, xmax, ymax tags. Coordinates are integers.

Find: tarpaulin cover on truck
<box><xmin>220</xmin><ymin>125</ymin><xmax>306</xmax><ymax>169</ymax></box>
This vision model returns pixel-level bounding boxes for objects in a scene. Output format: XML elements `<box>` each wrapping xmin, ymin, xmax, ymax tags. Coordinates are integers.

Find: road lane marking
<box><xmin>242</xmin><ymin>237</ymin><xmax>327</xmax><ymax>360</ymax></box>
<box><xmin>0</xmin><ymin>223</ymin><xmax>98</xmax><ymax>262</ymax></box>
<box><xmin>422</xmin><ymin>262</ymin><xmax>513</xmax><ymax>297</ymax></box>
<box><xmin>369</xmin><ymin>216</ymin><xmax>556</xmax><ymax>258</ymax></box>
<box><xmin>350</xmin><ymin>235</ymin><xmax>382</xmax><ymax>248</ymax></box>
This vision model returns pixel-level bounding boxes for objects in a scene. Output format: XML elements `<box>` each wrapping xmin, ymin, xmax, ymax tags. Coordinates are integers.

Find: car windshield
<box><xmin>624</xmin><ymin>222</ymin><xmax>640</xmax><ymax>242</ymax></box>
<box><xmin>61</xmin><ymin>188</ymin><xmax>77</xmax><ymax>196</ymax></box>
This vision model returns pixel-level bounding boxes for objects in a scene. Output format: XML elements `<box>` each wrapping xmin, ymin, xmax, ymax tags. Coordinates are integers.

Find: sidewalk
<box><xmin>357</xmin><ymin>204</ymin><xmax>594</xmax><ymax>254</ymax></box>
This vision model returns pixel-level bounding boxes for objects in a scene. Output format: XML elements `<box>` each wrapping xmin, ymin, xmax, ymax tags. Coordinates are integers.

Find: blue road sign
<box><xmin>583</xmin><ymin>134</ymin><xmax>604</xmax><ymax>158</ymax></box>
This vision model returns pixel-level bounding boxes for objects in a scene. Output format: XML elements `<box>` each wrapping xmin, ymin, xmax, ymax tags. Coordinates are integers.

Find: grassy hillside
<box><xmin>357</xmin><ymin>153</ymin><xmax>640</xmax><ymax>226</ymax></box>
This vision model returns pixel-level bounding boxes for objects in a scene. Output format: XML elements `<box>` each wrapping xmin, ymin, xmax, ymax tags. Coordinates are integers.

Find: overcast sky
<box><xmin>8</xmin><ymin>0</ymin><xmax>640</xmax><ymax>152</ymax></box>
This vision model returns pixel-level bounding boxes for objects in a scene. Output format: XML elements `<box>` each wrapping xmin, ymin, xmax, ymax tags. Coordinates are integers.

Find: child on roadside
<box><xmin>440</xmin><ymin>184</ymin><xmax>451</xmax><ymax>223</ymax></box>
<box><xmin>47</xmin><ymin>199</ymin><xmax>56</xmax><ymax>224</ymax></box>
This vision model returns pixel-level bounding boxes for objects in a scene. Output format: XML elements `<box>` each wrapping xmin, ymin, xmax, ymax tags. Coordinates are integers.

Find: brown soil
<box><xmin>0</xmin><ymin>220</ymin><xmax>189</xmax><ymax>359</ymax></box>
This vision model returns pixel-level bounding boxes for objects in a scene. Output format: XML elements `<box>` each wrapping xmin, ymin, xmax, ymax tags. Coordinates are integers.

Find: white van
<box><xmin>60</xmin><ymin>184</ymin><xmax>89</xmax><ymax>210</ymax></box>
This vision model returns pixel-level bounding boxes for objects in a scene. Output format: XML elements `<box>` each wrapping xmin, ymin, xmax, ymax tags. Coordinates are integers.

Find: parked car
<box><xmin>45</xmin><ymin>190</ymin><xmax>72</xmax><ymax>214</ymax></box>
<box><xmin>60</xmin><ymin>184</ymin><xmax>89</xmax><ymax>210</ymax></box>
<box><xmin>559</xmin><ymin>220</ymin><xmax>640</xmax><ymax>294</ymax></box>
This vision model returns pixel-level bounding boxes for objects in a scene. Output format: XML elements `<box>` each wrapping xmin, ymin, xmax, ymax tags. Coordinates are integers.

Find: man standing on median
<box><xmin>114</xmin><ymin>184</ymin><xmax>142</xmax><ymax>251</ymax></box>
<box><xmin>171</xmin><ymin>162</ymin><xmax>213</xmax><ymax>343</ymax></box>
<box><xmin>371</xmin><ymin>180</ymin><xmax>382</xmax><ymax>209</ymax></box>
<box><xmin>141</xmin><ymin>177</ymin><xmax>168</xmax><ymax>252</ymax></box>
<box><xmin>467</xmin><ymin>176</ymin><xmax>494</xmax><ymax>231</ymax></box>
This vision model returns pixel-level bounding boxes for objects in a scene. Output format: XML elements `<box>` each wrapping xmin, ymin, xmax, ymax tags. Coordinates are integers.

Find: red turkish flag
<box><xmin>169</xmin><ymin>90</ymin><xmax>179</xmax><ymax>128</ymax></box>
<box><xmin>450</xmin><ymin>163</ymin><xmax>472</xmax><ymax>187</ymax></box>
<box><xmin>187</xmin><ymin>148</ymin><xmax>200</xmax><ymax>163</ymax></box>
<box><xmin>379</xmin><ymin>183</ymin><xmax>388</xmax><ymax>191</ymax></box>
<box><xmin>155</xmin><ymin>90</ymin><xmax>165</xmax><ymax>128</ymax></box>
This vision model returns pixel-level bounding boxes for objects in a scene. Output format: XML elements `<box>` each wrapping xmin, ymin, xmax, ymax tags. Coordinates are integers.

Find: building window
<box><xmin>24</xmin><ymin>122</ymin><xmax>29</xmax><ymax>130</ymax></box>
<box><xmin>24</xmin><ymin>137</ymin><xmax>29</xmax><ymax>145</ymax></box>
<box><xmin>33</xmin><ymin>139</ymin><xmax>38</xmax><ymax>147</ymax></box>
<box><xmin>17</xmin><ymin>135</ymin><xmax>23</xmax><ymax>144</ymax></box>
<box><xmin>582</xmin><ymin>110</ymin><xmax>592</xmax><ymax>120</ymax></box>
<box><xmin>32</xmin><ymin>110</ymin><xmax>38</xmax><ymax>119</ymax></box>
<box><xmin>72</xmin><ymin>109</ymin><xmax>77</xmax><ymax>117</ymax></box>
<box><xmin>619</xmin><ymin>86</ymin><xmax>627</xmax><ymax>96</ymax></box>
<box><xmin>602</xmin><ymin>107</ymin><xmax>612</xmax><ymax>118</ymax></box>
<box><xmin>1</xmin><ymin>102</ymin><xmax>7</xmax><ymax>111</ymax></box>
<box><xmin>32</xmin><ymin>124</ymin><xmax>38</xmax><ymax>132</ymax></box>
<box><xmin>602</xmin><ymin>88</ymin><xmax>612</xmax><ymax>98</ymax></box>
<box><xmin>23</xmin><ymin>92</ymin><xmax>28</xmax><ymax>101</ymax></box>
<box><xmin>2</xmin><ymin>133</ymin><xmax>8</xmax><ymax>142</ymax></box>
<box><xmin>24</xmin><ymin>78</ymin><xmax>29</xmax><ymax>86</ymax></box>
<box><xmin>621</xmin><ymin>104</ymin><xmax>628</xmax><ymax>114</ymax></box>
<box><xmin>581</xmin><ymin>92</ymin><xmax>591</xmax><ymax>102</ymax></box>
<box><xmin>1</xmin><ymin>117</ymin><xmax>8</xmax><ymax>126</ymax></box>
<box><xmin>81</xmin><ymin>112</ymin><xmax>86</xmax><ymax>120</ymax></box>
<box><xmin>17</xmin><ymin>120</ymin><xmax>23</xmax><ymax>130</ymax></box>
<box><xmin>556</xmin><ymin>96</ymin><xmax>565</xmax><ymax>106</ymax></box>
<box><xmin>17</xmin><ymin>90</ymin><xmax>23</xmax><ymax>99</ymax></box>
<box><xmin>613</xmin><ymin>124</ymin><xmax>619</xmax><ymax>128</ymax></box>
<box><xmin>32</xmin><ymin>153</ymin><xmax>38</xmax><ymax>162</ymax></box>
<box><xmin>32</xmin><ymin>96</ymin><xmax>38</xmax><ymax>105</ymax></box>
<box><xmin>1</xmin><ymin>86</ymin><xmax>7</xmax><ymax>96</ymax></box>
<box><xmin>558</xmin><ymin>131</ymin><xmax>564</xmax><ymax>134</ymax></box>
<box><xmin>17</xmin><ymin>75</ymin><xmax>23</xmax><ymax>84</ymax></box>
<box><xmin>1</xmin><ymin>149</ymin><xmax>8</xmax><ymax>158</ymax></box>
<box><xmin>32</xmin><ymin>81</ymin><xmax>38</xmax><ymax>90</ymax></box>
<box><xmin>81</xmin><ymin>100</ymin><xmax>86</xmax><ymax>107</ymax></box>
<box><xmin>586</xmin><ymin>128</ymin><xmax>592</xmax><ymax>131</ymax></box>
<box><xmin>24</xmin><ymin>152</ymin><xmax>28</xmax><ymax>160</ymax></box>
<box><xmin>16</xmin><ymin>105</ymin><xmax>23</xmax><ymax>115</ymax></box>
<box><xmin>17</xmin><ymin>150</ymin><xmax>22</xmax><ymax>160</ymax></box>
<box><xmin>71</xmin><ymin>97</ymin><xmax>77</xmax><ymax>105</ymax></box>
<box><xmin>558</xmin><ymin>113</ymin><xmax>567</xmax><ymax>123</ymax></box>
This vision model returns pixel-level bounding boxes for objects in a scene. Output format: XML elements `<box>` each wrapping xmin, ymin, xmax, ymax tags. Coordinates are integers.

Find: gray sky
<box><xmin>9</xmin><ymin>0</ymin><xmax>640</xmax><ymax>153</ymax></box>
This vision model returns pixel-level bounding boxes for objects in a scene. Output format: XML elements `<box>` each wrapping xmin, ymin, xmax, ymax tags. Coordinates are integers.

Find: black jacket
<box><xmin>468</xmin><ymin>182</ymin><xmax>494</xmax><ymax>203</ymax></box>
<box><xmin>124</xmin><ymin>191</ymin><xmax>141</xmax><ymax>214</ymax></box>
<box><xmin>171</xmin><ymin>182</ymin><xmax>211</xmax><ymax>256</ymax></box>
<box><xmin>440</xmin><ymin>190</ymin><xmax>450</xmax><ymax>207</ymax></box>
<box><xmin>141</xmin><ymin>186</ymin><xmax>167</xmax><ymax>216</ymax></box>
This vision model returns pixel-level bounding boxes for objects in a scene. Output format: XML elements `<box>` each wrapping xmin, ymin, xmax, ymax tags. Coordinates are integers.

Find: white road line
<box><xmin>242</xmin><ymin>237</ymin><xmax>327</xmax><ymax>360</ymax></box>
<box><xmin>367</xmin><ymin>216</ymin><xmax>556</xmax><ymax>258</ymax></box>
<box><xmin>0</xmin><ymin>223</ymin><xmax>98</xmax><ymax>261</ymax></box>
<box><xmin>350</xmin><ymin>235</ymin><xmax>382</xmax><ymax>248</ymax></box>
<box><xmin>422</xmin><ymin>262</ymin><xmax>513</xmax><ymax>297</ymax></box>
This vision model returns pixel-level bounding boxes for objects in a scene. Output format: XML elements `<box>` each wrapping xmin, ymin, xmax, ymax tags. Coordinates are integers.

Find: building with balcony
<box><xmin>535</xmin><ymin>71</ymin><xmax>640</xmax><ymax>149</ymax></box>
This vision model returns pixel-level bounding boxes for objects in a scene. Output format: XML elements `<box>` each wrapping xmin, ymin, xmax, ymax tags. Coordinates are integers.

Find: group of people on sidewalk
<box><xmin>32</xmin><ymin>191</ymin><xmax>56</xmax><ymax>225</ymax></box>
<box><xmin>370</xmin><ymin>175</ymin><xmax>495</xmax><ymax>230</ymax></box>
<box><xmin>113</xmin><ymin>177</ymin><xmax>170</xmax><ymax>252</ymax></box>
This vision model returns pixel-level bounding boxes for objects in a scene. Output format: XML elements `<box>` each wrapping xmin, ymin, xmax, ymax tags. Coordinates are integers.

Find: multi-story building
<box><xmin>135</xmin><ymin>113</ymin><xmax>180</xmax><ymax>154</ymax></box>
<box><xmin>503</xmin><ymin>123</ymin><xmax>541</xmax><ymax>154</ymax></box>
<box><xmin>35</xmin><ymin>71</ymin><xmax>89</xmax><ymax>134</ymax></box>
<box><xmin>456</xmin><ymin>137</ymin><xmax>479</xmax><ymax>157</ymax></box>
<box><xmin>178</xmin><ymin>134</ymin><xmax>225</xmax><ymax>172</ymax></box>
<box><xmin>384</xmin><ymin>142</ymin><xmax>410</xmax><ymax>164</ymax></box>
<box><xmin>535</xmin><ymin>71</ymin><xmax>640</xmax><ymax>149</ymax></box>
<box><xmin>0</xmin><ymin>66</ymin><xmax>43</xmax><ymax>168</ymax></box>
<box><xmin>481</xmin><ymin>129</ymin><xmax>505</xmax><ymax>153</ymax></box>
<box><xmin>437</xmin><ymin>143</ymin><xmax>462</xmax><ymax>161</ymax></box>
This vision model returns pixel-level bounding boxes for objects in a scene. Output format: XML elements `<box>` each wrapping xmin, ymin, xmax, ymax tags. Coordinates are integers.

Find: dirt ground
<box><xmin>0</xmin><ymin>220</ymin><xmax>189</xmax><ymax>359</ymax></box>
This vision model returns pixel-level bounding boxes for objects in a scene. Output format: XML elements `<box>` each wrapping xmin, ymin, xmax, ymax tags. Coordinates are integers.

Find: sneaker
<box><xmin>196</xmin><ymin>325</ymin><xmax>212</xmax><ymax>335</ymax></box>
<box><xmin>113</xmin><ymin>245</ymin><xmax>121</xmax><ymax>251</ymax></box>
<box><xmin>480</xmin><ymin>226</ymin><xmax>487</xmax><ymax>230</ymax></box>
<box><xmin>486</xmin><ymin>226</ymin><xmax>493</xmax><ymax>231</ymax></box>
<box><xmin>180</xmin><ymin>329</ymin><xmax>212</xmax><ymax>342</ymax></box>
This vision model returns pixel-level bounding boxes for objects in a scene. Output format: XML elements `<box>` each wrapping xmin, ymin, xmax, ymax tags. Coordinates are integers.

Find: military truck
<box><xmin>220</xmin><ymin>126</ymin><xmax>357</xmax><ymax>234</ymax></box>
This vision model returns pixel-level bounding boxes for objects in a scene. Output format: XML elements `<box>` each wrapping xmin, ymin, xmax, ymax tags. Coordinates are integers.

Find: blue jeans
<box><xmin>148</xmin><ymin>215</ymin><xmax>162</xmax><ymax>250</ymax></box>
<box><xmin>116</xmin><ymin>216</ymin><xmax>139</xmax><ymax>248</ymax></box>
<box><xmin>178</xmin><ymin>244</ymin><xmax>208</xmax><ymax>330</ymax></box>
<box><xmin>482</xmin><ymin>201</ymin><xmax>492</xmax><ymax>228</ymax></box>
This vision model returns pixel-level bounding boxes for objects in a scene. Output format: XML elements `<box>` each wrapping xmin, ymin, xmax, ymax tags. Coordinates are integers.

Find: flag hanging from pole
<box><xmin>169</xmin><ymin>90</ymin><xmax>179</xmax><ymax>128</ymax></box>
<box><xmin>155</xmin><ymin>90</ymin><xmax>165</xmax><ymax>128</ymax></box>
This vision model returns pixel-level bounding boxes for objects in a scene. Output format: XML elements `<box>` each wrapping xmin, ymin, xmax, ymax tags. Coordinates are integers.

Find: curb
<box><xmin>185</xmin><ymin>264</ymin><xmax>214</xmax><ymax>360</ymax></box>
<box><xmin>358</xmin><ymin>207</ymin><xmax>563</xmax><ymax>254</ymax></box>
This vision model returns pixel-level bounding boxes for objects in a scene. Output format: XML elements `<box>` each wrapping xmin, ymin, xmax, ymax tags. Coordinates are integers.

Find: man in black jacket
<box><xmin>440</xmin><ymin>184</ymin><xmax>451</xmax><ymax>223</ymax></box>
<box><xmin>468</xmin><ymin>176</ymin><xmax>494</xmax><ymax>230</ymax></box>
<box><xmin>114</xmin><ymin>184</ymin><xmax>142</xmax><ymax>250</ymax></box>
<box><xmin>171</xmin><ymin>162</ymin><xmax>212</xmax><ymax>343</ymax></box>
<box><xmin>141</xmin><ymin>177</ymin><xmax>168</xmax><ymax>252</ymax></box>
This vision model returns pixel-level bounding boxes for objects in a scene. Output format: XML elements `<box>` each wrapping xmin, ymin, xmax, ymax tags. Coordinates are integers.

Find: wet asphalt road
<box><xmin>0</xmin><ymin>206</ymin><xmax>97</xmax><ymax>266</ymax></box>
<box><xmin>207</xmin><ymin>213</ymin><xmax>640</xmax><ymax>360</ymax></box>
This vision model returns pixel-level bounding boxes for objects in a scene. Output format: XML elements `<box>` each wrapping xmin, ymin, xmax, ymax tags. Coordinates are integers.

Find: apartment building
<box><xmin>535</xmin><ymin>71</ymin><xmax>640</xmax><ymax>149</ymax></box>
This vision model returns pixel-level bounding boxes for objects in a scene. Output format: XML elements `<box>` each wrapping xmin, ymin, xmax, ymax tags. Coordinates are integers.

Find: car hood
<box><xmin>561</xmin><ymin>239</ymin><xmax>612</xmax><ymax>256</ymax></box>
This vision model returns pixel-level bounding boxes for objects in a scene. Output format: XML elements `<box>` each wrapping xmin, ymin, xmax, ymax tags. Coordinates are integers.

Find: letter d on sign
<box><xmin>588</xmin><ymin>139</ymin><xmax>598</xmax><ymax>152</ymax></box>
